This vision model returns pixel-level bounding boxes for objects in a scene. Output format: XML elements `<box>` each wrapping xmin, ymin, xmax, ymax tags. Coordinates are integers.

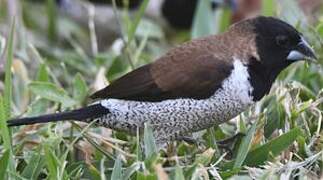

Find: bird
<box><xmin>8</xmin><ymin>16</ymin><xmax>317</xmax><ymax>144</ymax></box>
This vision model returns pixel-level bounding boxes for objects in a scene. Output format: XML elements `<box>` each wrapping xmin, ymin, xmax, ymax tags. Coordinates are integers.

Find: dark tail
<box><xmin>7</xmin><ymin>104</ymin><xmax>109</xmax><ymax>127</ymax></box>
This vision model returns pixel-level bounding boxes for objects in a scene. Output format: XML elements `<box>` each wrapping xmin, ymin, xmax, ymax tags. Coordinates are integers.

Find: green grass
<box><xmin>0</xmin><ymin>0</ymin><xmax>322</xmax><ymax>179</ymax></box>
<box><xmin>0</xmin><ymin>17</ymin><xmax>16</xmax><ymax>179</ymax></box>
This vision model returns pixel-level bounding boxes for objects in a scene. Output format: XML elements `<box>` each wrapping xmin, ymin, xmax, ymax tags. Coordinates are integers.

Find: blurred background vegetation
<box><xmin>0</xmin><ymin>0</ymin><xmax>322</xmax><ymax>179</ymax></box>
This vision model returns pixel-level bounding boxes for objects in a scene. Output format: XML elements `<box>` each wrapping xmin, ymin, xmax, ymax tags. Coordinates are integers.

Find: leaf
<box><xmin>238</xmin><ymin>117</ymin><xmax>247</xmax><ymax>134</ymax></box>
<box><xmin>191</xmin><ymin>166</ymin><xmax>209</xmax><ymax>180</ymax></box>
<box><xmin>195</xmin><ymin>148</ymin><xmax>215</xmax><ymax>165</ymax></box>
<box><xmin>219</xmin><ymin>168</ymin><xmax>241</xmax><ymax>179</ymax></box>
<box><xmin>36</xmin><ymin>64</ymin><xmax>50</xmax><ymax>82</ymax></box>
<box><xmin>264</xmin><ymin>100</ymin><xmax>285</xmax><ymax>138</ymax></box>
<box><xmin>191</xmin><ymin>0</ymin><xmax>216</xmax><ymax>38</ymax></box>
<box><xmin>123</xmin><ymin>162</ymin><xmax>141</xmax><ymax>180</ymax></box>
<box><xmin>65</xmin><ymin>163</ymin><xmax>83</xmax><ymax>179</ymax></box>
<box><xmin>72</xmin><ymin>73</ymin><xmax>88</xmax><ymax>103</ymax></box>
<box><xmin>244</xmin><ymin>128</ymin><xmax>302</xmax><ymax>166</ymax></box>
<box><xmin>290</xmin><ymin>81</ymin><xmax>316</xmax><ymax>99</ymax></box>
<box><xmin>184</xmin><ymin>164</ymin><xmax>198</xmax><ymax>179</ymax></box>
<box><xmin>297</xmin><ymin>136</ymin><xmax>307</xmax><ymax>158</ymax></box>
<box><xmin>136</xmin><ymin>171</ymin><xmax>146</xmax><ymax>180</ymax></box>
<box><xmin>214</xmin><ymin>126</ymin><xmax>226</xmax><ymax>140</ymax></box>
<box><xmin>136</xmin><ymin>20</ymin><xmax>164</xmax><ymax>39</ymax></box>
<box><xmin>44</xmin><ymin>144</ymin><xmax>60</xmax><ymax>179</ymax></box>
<box><xmin>0</xmin><ymin>34</ymin><xmax>5</xmax><ymax>57</ymax></box>
<box><xmin>0</xmin><ymin>97</ymin><xmax>11</xmax><ymax>156</ymax></box>
<box><xmin>0</xmin><ymin>150</ymin><xmax>10</xmax><ymax>180</ymax></box>
<box><xmin>233</xmin><ymin>122</ymin><xmax>257</xmax><ymax>168</ymax></box>
<box><xmin>88</xmin><ymin>164</ymin><xmax>101</xmax><ymax>180</ymax></box>
<box><xmin>205</xmin><ymin>128</ymin><xmax>218</xmax><ymax>150</ymax></box>
<box><xmin>143</xmin><ymin>123</ymin><xmax>157</xmax><ymax>159</ymax></box>
<box><xmin>111</xmin><ymin>156</ymin><xmax>123</xmax><ymax>180</ymax></box>
<box><xmin>127</xmin><ymin>0</ymin><xmax>149</xmax><ymax>43</ymax></box>
<box><xmin>21</xmin><ymin>152</ymin><xmax>45</xmax><ymax>179</ymax></box>
<box><xmin>4</xmin><ymin>17</ymin><xmax>15</xmax><ymax>120</ymax></box>
<box><xmin>100</xmin><ymin>158</ymin><xmax>107</xmax><ymax>180</ymax></box>
<box><xmin>28</xmin><ymin>81</ymin><xmax>77</xmax><ymax>107</ymax></box>
<box><xmin>136</xmin><ymin>171</ymin><xmax>157</xmax><ymax>180</ymax></box>
<box><xmin>316</xmin><ymin>22</ymin><xmax>323</xmax><ymax>36</ymax></box>
<box><xmin>25</xmin><ymin>98</ymin><xmax>49</xmax><ymax>116</ymax></box>
<box><xmin>47</xmin><ymin>0</ymin><xmax>57</xmax><ymax>42</ymax></box>
<box><xmin>175</xmin><ymin>165</ymin><xmax>185</xmax><ymax>180</ymax></box>
<box><xmin>1</xmin><ymin>18</ymin><xmax>15</xmax><ymax>175</ymax></box>
<box><xmin>215</xmin><ymin>7</ymin><xmax>232</xmax><ymax>33</ymax></box>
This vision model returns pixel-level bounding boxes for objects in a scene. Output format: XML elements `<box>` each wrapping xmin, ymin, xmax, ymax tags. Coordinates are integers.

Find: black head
<box><xmin>251</xmin><ymin>16</ymin><xmax>316</xmax><ymax>68</ymax></box>
<box><xmin>235</xmin><ymin>16</ymin><xmax>317</xmax><ymax>101</ymax></box>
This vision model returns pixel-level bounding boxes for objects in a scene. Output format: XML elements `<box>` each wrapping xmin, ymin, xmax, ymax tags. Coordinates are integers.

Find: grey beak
<box><xmin>287</xmin><ymin>37</ymin><xmax>317</xmax><ymax>61</ymax></box>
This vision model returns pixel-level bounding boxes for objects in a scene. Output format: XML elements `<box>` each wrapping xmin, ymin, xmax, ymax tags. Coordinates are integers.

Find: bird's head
<box><xmin>227</xmin><ymin>16</ymin><xmax>318</xmax><ymax>100</ymax></box>
<box><xmin>249</xmin><ymin>16</ymin><xmax>317</xmax><ymax>68</ymax></box>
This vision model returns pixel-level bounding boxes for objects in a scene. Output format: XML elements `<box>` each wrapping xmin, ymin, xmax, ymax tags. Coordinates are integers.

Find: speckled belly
<box><xmin>95</xmin><ymin>60</ymin><xmax>254</xmax><ymax>141</ymax></box>
<box><xmin>95</xmin><ymin>92</ymin><xmax>253</xmax><ymax>141</ymax></box>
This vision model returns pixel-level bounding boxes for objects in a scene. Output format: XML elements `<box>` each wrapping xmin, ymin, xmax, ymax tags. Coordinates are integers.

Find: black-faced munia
<box><xmin>8</xmin><ymin>16</ymin><xmax>317</xmax><ymax>144</ymax></box>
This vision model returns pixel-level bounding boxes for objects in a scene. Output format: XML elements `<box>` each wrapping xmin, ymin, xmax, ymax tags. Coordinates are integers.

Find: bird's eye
<box><xmin>276</xmin><ymin>35</ymin><xmax>289</xmax><ymax>47</ymax></box>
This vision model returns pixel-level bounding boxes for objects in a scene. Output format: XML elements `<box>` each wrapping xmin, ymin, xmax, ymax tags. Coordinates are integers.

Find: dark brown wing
<box><xmin>91</xmin><ymin>39</ymin><xmax>233</xmax><ymax>102</ymax></box>
<box><xmin>90</xmin><ymin>64</ymin><xmax>164</xmax><ymax>101</ymax></box>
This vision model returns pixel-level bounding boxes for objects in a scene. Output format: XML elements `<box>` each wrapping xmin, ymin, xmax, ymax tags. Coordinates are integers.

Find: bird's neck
<box><xmin>247</xmin><ymin>59</ymin><xmax>284</xmax><ymax>101</ymax></box>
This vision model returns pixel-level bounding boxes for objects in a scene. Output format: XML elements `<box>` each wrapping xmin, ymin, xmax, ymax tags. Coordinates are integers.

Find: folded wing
<box><xmin>91</xmin><ymin>41</ymin><xmax>233</xmax><ymax>102</ymax></box>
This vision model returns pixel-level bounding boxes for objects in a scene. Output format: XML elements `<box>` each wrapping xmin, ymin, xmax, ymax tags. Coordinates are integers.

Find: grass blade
<box><xmin>36</xmin><ymin>64</ymin><xmax>50</xmax><ymax>82</ymax></box>
<box><xmin>21</xmin><ymin>151</ymin><xmax>45</xmax><ymax>179</ymax></box>
<box><xmin>175</xmin><ymin>165</ymin><xmax>185</xmax><ymax>180</ymax></box>
<box><xmin>46</xmin><ymin>0</ymin><xmax>57</xmax><ymax>42</ymax></box>
<box><xmin>244</xmin><ymin>128</ymin><xmax>302</xmax><ymax>166</ymax></box>
<box><xmin>44</xmin><ymin>143</ymin><xmax>60</xmax><ymax>180</ymax></box>
<box><xmin>233</xmin><ymin>122</ymin><xmax>257</xmax><ymax>168</ymax></box>
<box><xmin>1</xmin><ymin>18</ymin><xmax>15</xmax><ymax>177</ymax></box>
<box><xmin>0</xmin><ymin>96</ymin><xmax>11</xmax><ymax>156</ymax></box>
<box><xmin>127</xmin><ymin>0</ymin><xmax>149</xmax><ymax>43</ymax></box>
<box><xmin>111</xmin><ymin>156</ymin><xmax>122</xmax><ymax>180</ymax></box>
<box><xmin>191</xmin><ymin>0</ymin><xmax>216</xmax><ymax>38</ymax></box>
<box><xmin>215</xmin><ymin>7</ymin><xmax>232</xmax><ymax>33</ymax></box>
<box><xmin>123</xmin><ymin>162</ymin><xmax>141</xmax><ymax>179</ymax></box>
<box><xmin>100</xmin><ymin>157</ymin><xmax>107</xmax><ymax>180</ymax></box>
<box><xmin>0</xmin><ymin>150</ymin><xmax>10</xmax><ymax>179</ymax></box>
<box><xmin>72</xmin><ymin>73</ymin><xmax>88</xmax><ymax>103</ymax></box>
<box><xmin>143</xmin><ymin>123</ymin><xmax>157</xmax><ymax>159</ymax></box>
<box><xmin>0</xmin><ymin>34</ymin><xmax>5</xmax><ymax>56</ymax></box>
<box><xmin>3</xmin><ymin>18</ymin><xmax>15</xmax><ymax>122</ymax></box>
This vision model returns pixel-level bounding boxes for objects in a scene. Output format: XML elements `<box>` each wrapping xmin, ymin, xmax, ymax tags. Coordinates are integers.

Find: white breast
<box><xmin>219</xmin><ymin>58</ymin><xmax>254</xmax><ymax>105</ymax></box>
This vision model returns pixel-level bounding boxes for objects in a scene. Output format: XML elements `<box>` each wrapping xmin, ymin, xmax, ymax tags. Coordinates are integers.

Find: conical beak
<box><xmin>287</xmin><ymin>37</ymin><xmax>317</xmax><ymax>62</ymax></box>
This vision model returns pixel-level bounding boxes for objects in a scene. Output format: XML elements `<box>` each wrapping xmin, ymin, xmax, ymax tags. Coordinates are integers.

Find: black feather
<box><xmin>7</xmin><ymin>104</ymin><xmax>109</xmax><ymax>126</ymax></box>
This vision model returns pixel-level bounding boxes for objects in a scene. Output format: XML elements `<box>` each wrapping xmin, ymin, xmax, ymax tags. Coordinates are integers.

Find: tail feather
<box><xmin>7</xmin><ymin>104</ymin><xmax>109</xmax><ymax>127</ymax></box>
